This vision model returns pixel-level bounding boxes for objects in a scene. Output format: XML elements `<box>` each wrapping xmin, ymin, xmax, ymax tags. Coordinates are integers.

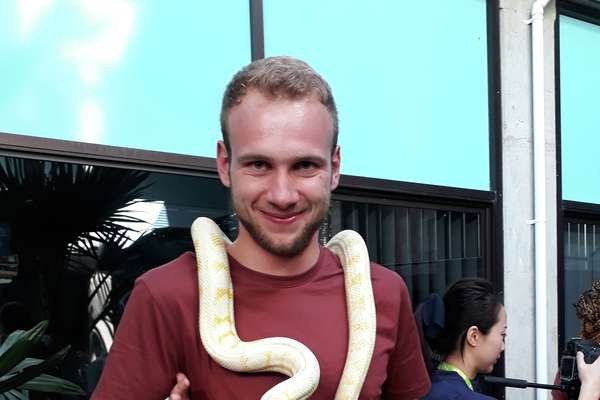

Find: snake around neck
<box><xmin>191</xmin><ymin>217</ymin><xmax>377</xmax><ymax>400</ymax></box>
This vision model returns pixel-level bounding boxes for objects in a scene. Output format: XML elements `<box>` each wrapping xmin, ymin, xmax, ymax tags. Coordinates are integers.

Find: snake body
<box><xmin>191</xmin><ymin>217</ymin><xmax>376</xmax><ymax>399</ymax></box>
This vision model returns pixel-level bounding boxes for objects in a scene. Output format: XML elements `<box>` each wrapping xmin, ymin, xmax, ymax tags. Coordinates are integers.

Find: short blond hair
<box><xmin>220</xmin><ymin>56</ymin><xmax>338</xmax><ymax>154</ymax></box>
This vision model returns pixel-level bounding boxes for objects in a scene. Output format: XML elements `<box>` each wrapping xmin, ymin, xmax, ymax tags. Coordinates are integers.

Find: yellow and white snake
<box><xmin>191</xmin><ymin>217</ymin><xmax>376</xmax><ymax>400</ymax></box>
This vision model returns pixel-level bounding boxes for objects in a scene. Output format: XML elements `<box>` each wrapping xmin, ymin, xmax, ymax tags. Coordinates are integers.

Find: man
<box><xmin>92</xmin><ymin>56</ymin><xmax>430</xmax><ymax>399</ymax></box>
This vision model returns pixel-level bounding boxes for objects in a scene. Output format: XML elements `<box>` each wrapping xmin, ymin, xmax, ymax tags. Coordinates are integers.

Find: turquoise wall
<box><xmin>560</xmin><ymin>16</ymin><xmax>600</xmax><ymax>204</ymax></box>
<box><xmin>0</xmin><ymin>1</ymin><xmax>250</xmax><ymax>156</ymax></box>
<box><xmin>0</xmin><ymin>1</ymin><xmax>490</xmax><ymax>190</ymax></box>
<box><xmin>264</xmin><ymin>0</ymin><xmax>490</xmax><ymax>190</ymax></box>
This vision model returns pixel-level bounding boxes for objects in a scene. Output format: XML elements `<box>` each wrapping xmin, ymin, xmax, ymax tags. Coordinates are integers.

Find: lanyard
<box><xmin>438</xmin><ymin>361</ymin><xmax>474</xmax><ymax>391</ymax></box>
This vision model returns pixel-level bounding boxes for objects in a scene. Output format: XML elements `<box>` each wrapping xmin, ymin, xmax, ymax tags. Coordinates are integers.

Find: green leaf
<box><xmin>19</xmin><ymin>374</ymin><xmax>85</xmax><ymax>395</ymax></box>
<box><xmin>4</xmin><ymin>390</ymin><xmax>26</xmax><ymax>400</ymax></box>
<box><xmin>0</xmin><ymin>334</ymin><xmax>23</xmax><ymax>356</ymax></box>
<box><xmin>9</xmin><ymin>359</ymin><xmax>42</xmax><ymax>373</ymax></box>
<box><xmin>0</xmin><ymin>322</ymin><xmax>47</xmax><ymax>377</ymax></box>
<box><xmin>0</xmin><ymin>345</ymin><xmax>69</xmax><ymax>394</ymax></box>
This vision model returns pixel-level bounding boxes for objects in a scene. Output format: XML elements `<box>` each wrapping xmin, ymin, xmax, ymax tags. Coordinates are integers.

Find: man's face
<box><xmin>217</xmin><ymin>89</ymin><xmax>340</xmax><ymax>257</ymax></box>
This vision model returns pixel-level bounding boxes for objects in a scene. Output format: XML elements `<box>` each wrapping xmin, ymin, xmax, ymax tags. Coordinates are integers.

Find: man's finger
<box><xmin>577</xmin><ymin>351</ymin><xmax>585</xmax><ymax>366</ymax></box>
<box><xmin>169</xmin><ymin>373</ymin><xmax>190</xmax><ymax>400</ymax></box>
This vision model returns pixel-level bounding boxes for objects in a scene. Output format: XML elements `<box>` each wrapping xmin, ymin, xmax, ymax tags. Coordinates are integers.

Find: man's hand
<box><xmin>169</xmin><ymin>373</ymin><xmax>190</xmax><ymax>400</ymax></box>
<box><xmin>576</xmin><ymin>351</ymin><xmax>600</xmax><ymax>400</ymax></box>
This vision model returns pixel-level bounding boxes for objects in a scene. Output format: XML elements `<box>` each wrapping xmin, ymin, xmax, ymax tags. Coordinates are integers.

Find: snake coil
<box><xmin>191</xmin><ymin>217</ymin><xmax>376</xmax><ymax>399</ymax></box>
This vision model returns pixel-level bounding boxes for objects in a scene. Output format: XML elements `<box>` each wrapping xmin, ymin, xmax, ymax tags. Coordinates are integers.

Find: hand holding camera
<box><xmin>560</xmin><ymin>338</ymin><xmax>600</xmax><ymax>383</ymax></box>
<box><xmin>575</xmin><ymin>350</ymin><xmax>600</xmax><ymax>400</ymax></box>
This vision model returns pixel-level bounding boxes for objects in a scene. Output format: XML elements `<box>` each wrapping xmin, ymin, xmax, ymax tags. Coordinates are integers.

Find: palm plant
<box><xmin>0</xmin><ymin>320</ymin><xmax>85</xmax><ymax>399</ymax></box>
<box><xmin>0</xmin><ymin>157</ymin><xmax>151</xmax><ymax>349</ymax></box>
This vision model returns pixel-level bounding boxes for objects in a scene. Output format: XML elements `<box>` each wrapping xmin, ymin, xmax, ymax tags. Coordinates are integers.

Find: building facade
<box><xmin>0</xmin><ymin>1</ymin><xmax>599</xmax><ymax>398</ymax></box>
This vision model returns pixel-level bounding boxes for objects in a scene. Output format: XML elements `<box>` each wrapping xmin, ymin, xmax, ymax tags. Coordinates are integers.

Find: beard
<box><xmin>232</xmin><ymin>195</ymin><xmax>330</xmax><ymax>258</ymax></box>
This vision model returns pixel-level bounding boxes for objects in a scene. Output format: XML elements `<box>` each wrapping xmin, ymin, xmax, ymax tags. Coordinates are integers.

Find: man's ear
<box><xmin>465</xmin><ymin>326</ymin><xmax>480</xmax><ymax>348</ymax></box>
<box><xmin>330</xmin><ymin>145</ymin><xmax>341</xmax><ymax>190</ymax></box>
<box><xmin>216</xmin><ymin>141</ymin><xmax>231</xmax><ymax>188</ymax></box>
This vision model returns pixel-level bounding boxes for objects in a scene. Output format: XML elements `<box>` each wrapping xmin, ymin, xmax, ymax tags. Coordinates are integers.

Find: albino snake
<box><xmin>191</xmin><ymin>217</ymin><xmax>376</xmax><ymax>399</ymax></box>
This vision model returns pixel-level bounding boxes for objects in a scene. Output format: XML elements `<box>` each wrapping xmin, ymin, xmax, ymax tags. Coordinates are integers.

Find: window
<box><xmin>0</xmin><ymin>155</ymin><xmax>231</xmax><ymax>396</ymax></box>
<box><xmin>263</xmin><ymin>0</ymin><xmax>491</xmax><ymax>190</ymax></box>
<box><xmin>560</xmin><ymin>15</ymin><xmax>600</xmax><ymax>204</ymax></box>
<box><xmin>561</xmin><ymin>203</ymin><xmax>600</xmax><ymax>348</ymax></box>
<box><xmin>326</xmin><ymin>196</ymin><xmax>490</xmax><ymax>306</ymax></box>
<box><xmin>0</xmin><ymin>1</ymin><xmax>250</xmax><ymax>157</ymax></box>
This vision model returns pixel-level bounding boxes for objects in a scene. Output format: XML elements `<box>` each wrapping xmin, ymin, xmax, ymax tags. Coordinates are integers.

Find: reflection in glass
<box><xmin>0</xmin><ymin>155</ymin><xmax>487</xmax><ymax>397</ymax></box>
<box><xmin>0</xmin><ymin>156</ymin><xmax>232</xmax><ymax>397</ymax></box>
<box><xmin>0</xmin><ymin>1</ymin><xmax>251</xmax><ymax>156</ymax></box>
<box><xmin>563</xmin><ymin>220</ymin><xmax>600</xmax><ymax>345</ymax></box>
<box><xmin>327</xmin><ymin>200</ymin><xmax>485</xmax><ymax>305</ymax></box>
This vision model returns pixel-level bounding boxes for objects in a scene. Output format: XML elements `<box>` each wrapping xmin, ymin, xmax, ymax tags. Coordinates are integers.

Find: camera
<box><xmin>559</xmin><ymin>337</ymin><xmax>600</xmax><ymax>398</ymax></box>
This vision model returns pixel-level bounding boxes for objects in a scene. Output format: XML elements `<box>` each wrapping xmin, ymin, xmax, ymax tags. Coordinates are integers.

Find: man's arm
<box><xmin>381</xmin><ymin>278</ymin><xmax>431</xmax><ymax>399</ymax></box>
<box><xmin>91</xmin><ymin>279</ymin><xmax>180</xmax><ymax>400</ymax></box>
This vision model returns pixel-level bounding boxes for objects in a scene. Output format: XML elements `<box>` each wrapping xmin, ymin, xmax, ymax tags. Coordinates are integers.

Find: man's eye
<box><xmin>296</xmin><ymin>161</ymin><xmax>316</xmax><ymax>170</ymax></box>
<box><xmin>250</xmin><ymin>161</ymin><xmax>267</xmax><ymax>170</ymax></box>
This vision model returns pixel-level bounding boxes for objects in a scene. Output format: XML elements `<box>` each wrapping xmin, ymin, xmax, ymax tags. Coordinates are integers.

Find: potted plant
<box><xmin>0</xmin><ymin>320</ymin><xmax>85</xmax><ymax>399</ymax></box>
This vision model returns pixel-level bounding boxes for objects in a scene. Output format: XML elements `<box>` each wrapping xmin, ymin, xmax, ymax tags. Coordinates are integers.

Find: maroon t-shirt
<box><xmin>92</xmin><ymin>248</ymin><xmax>430</xmax><ymax>399</ymax></box>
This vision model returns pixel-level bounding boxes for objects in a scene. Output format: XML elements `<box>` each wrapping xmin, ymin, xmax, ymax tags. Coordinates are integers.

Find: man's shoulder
<box><xmin>369</xmin><ymin>261</ymin><xmax>408</xmax><ymax>294</ymax></box>
<box><xmin>321</xmin><ymin>248</ymin><xmax>406</xmax><ymax>292</ymax></box>
<box><xmin>136</xmin><ymin>251</ymin><xmax>197</xmax><ymax>298</ymax></box>
<box><xmin>367</xmin><ymin>262</ymin><xmax>412</xmax><ymax>318</ymax></box>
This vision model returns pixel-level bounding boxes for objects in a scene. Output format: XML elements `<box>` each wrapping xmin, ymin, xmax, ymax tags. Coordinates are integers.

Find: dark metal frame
<box><xmin>563</xmin><ymin>201</ymin><xmax>600</xmax><ymax>219</ymax></box>
<box><xmin>556</xmin><ymin>1</ymin><xmax>566</xmax><ymax>364</ymax></box>
<box><xmin>250</xmin><ymin>0</ymin><xmax>264</xmax><ymax>60</ymax></box>
<box><xmin>485</xmin><ymin>1</ymin><xmax>505</xmax><ymax>397</ymax></box>
<box><xmin>0</xmin><ymin>131</ymin><xmax>218</xmax><ymax>178</ymax></box>
<box><xmin>560</xmin><ymin>0</ymin><xmax>600</xmax><ymax>25</ymax></box>
<box><xmin>487</xmin><ymin>0</ymin><xmax>504</xmax><ymax>300</ymax></box>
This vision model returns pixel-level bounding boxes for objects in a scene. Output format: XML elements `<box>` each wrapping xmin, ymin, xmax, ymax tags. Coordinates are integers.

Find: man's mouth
<box><xmin>261</xmin><ymin>210</ymin><xmax>303</xmax><ymax>224</ymax></box>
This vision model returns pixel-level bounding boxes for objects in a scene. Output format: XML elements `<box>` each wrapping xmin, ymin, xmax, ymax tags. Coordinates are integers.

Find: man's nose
<box><xmin>266</xmin><ymin>171</ymin><xmax>299</xmax><ymax>209</ymax></box>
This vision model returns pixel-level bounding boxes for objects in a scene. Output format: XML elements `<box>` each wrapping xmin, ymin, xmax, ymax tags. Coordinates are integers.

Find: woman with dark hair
<box><xmin>418</xmin><ymin>278</ymin><xmax>600</xmax><ymax>400</ymax></box>
<box><xmin>419</xmin><ymin>278</ymin><xmax>505</xmax><ymax>400</ymax></box>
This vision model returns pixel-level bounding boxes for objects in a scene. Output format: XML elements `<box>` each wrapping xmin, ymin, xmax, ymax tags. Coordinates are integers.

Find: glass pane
<box><xmin>0</xmin><ymin>156</ymin><xmax>232</xmax><ymax>397</ymax></box>
<box><xmin>264</xmin><ymin>0</ymin><xmax>490</xmax><ymax>190</ymax></box>
<box><xmin>328</xmin><ymin>200</ymin><xmax>485</xmax><ymax>306</ymax></box>
<box><xmin>563</xmin><ymin>220</ymin><xmax>600</xmax><ymax>343</ymax></box>
<box><xmin>0</xmin><ymin>1</ymin><xmax>250</xmax><ymax>157</ymax></box>
<box><xmin>560</xmin><ymin>16</ymin><xmax>600</xmax><ymax>204</ymax></box>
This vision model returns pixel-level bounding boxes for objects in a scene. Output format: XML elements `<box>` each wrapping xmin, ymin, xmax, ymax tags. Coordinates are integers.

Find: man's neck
<box><xmin>227</xmin><ymin>233</ymin><xmax>321</xmax><ymax>276</ymax></box>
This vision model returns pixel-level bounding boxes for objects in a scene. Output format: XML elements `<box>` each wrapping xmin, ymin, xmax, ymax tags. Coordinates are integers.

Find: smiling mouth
<box><xmin>261</xmin><ymin>210</ymin><xmax>303</xmax><ymax>224</ymax></box>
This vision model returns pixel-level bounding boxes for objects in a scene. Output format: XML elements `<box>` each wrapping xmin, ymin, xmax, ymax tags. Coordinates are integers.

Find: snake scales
<box><xmin>191</xmin><ymin>217</ymin><xmax>376</xmax><ymax>399</ymax></box>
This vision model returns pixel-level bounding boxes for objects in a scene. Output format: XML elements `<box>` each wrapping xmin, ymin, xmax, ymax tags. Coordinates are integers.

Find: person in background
<box><xmin>577</xmin><ymin>350</ymin><xmax>600</xmax><ymax>400</ymax></box>
<box><xmin>416</xmin><ymin>278</ymin><xmax>600</xmax><ymax>400</ymax></box>
<box><xmin>552</xmin><ymin>280</ymin><xmax>600</xmax><ymax>400</ymax></box>
<box><xmin>417</xmin><ymin>278</ymin><xmax>505</xmax><ymax>400</ymax></box>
